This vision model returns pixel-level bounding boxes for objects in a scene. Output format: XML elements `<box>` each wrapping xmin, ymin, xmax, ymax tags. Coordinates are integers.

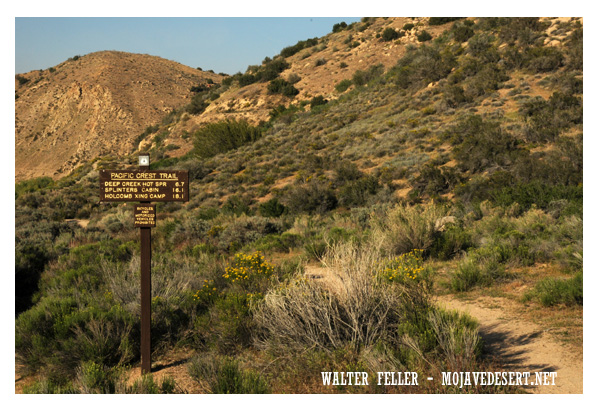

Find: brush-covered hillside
<box><xmin>15</xmin><ymin>17</ymin><xmax>583</xmax><ymax>394</ymax></box>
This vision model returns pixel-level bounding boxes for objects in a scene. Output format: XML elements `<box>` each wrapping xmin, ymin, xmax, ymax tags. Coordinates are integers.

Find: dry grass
<box><xmin>372</xmin><ymin>202</ymin><xmax>448</xmax><ymax>256</ymax></box>
<box><xmin>253</xmin><ymin>241</ymin><xmax>406</xmax><ymax>353</ymax></box>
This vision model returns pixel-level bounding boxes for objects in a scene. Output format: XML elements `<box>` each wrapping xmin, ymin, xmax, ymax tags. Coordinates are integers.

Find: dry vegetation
<box><xmin>15</xmin><ymin>17</ymin><xmax>582</xmax><ymax>394</ymax></box>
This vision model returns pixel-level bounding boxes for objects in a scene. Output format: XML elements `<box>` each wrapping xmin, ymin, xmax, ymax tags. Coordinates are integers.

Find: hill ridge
<box><xmin>15</xmin><ymin>50</ymin><xmax>222</xmax><ymax>181</ymax></box>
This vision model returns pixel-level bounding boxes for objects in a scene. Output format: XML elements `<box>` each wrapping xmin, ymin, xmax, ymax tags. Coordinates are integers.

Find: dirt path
<box><xmin>124</xmin><ymin>348</ymin><xmax>201</xmax><ymax>393</ymax></box>
<box><xmin>305</xmin><ymin>263</ymin><xmax>583</xmax><ymax>394</ymax></box>
<box><xmin>16</xmin><ymin>349</ymin><xmax>201</xmax><ymax>394</ymax></box>
<box><xmin>64</xmin><ymin>218</ymin><xmax>90</xmax><ymax>228</ymax></box>
<box><xmin>436</xmin><ymin>295</ymin><xmax>583</xmax><ymax>394</ymax></box>
<box><xmin>16</xmin><ymin>266</ymin><xmax>582</xmax><ymax>394</ymax></box>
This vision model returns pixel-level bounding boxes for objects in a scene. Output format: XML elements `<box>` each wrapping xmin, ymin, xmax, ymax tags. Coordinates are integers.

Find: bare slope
<box><xmin>15</xmin><ymin>51</ymin><xmax>222</xmax><ymax>181</ymax></box>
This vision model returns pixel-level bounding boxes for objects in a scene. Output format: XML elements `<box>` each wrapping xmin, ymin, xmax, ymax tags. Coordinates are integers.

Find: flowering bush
<box><xmin>380</xmin><ymin>249</ymin><xmax>427</xmax><ymax>284</ymax></box>
<box><xmin>193</xmin><ymin>251</ymin><xmax>274</xmax><ymax>308</ymax></box>
<box><xmin>223</xmin><ymin>251</ymin><xmax>274</xmax><ymax>293</ymax></box>
<box><xmin>193</xmin><ymin>251</ymin><xmax>276</xmax><ymax>351</ymax></box>
<box><xmin>193</xmin><ymin>280</ymin><xmax>220</xmax><ymax>307</ymax></box>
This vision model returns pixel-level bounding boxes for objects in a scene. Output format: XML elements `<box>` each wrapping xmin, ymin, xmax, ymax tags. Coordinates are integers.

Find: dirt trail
<box><xmin>436</xmin><ymin>295</ymin><xmax>583</xmax><ymax>394</ymax></box>
<box><xmin>305</xmin><ymin>264</ymin><xmax>583</xmax><ymax>394</ymax></box>
<box><xmin>16</xmin><ymin>267</ymin><xmax>582</xmax><ymax>394</ymax></box>
<box><xmin>124</xmin><ymin>349</ymin><xmax>201</xmax><ymax>393</ymax></box>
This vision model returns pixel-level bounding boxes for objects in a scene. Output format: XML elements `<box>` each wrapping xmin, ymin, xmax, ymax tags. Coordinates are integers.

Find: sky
<box><xmin>15</xmin><ymin>17</ymin><xmax>362</xmax><ymax>75</ymax></box>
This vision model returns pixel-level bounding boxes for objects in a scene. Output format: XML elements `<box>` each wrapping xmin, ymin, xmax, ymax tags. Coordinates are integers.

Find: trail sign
<box><xmin>134</xmin><ymin>204</ymin><xmax>156</xmax><ymax>227</ymax></box>
<box><xmin>99</xmin><ymin>170</ymin><xmax>189</xmax><ymax>202</ymax></box>
<box><xmin>99</xmin><ymin>155</ymin><xmax>189</xmax><ymax>375</ymax></box>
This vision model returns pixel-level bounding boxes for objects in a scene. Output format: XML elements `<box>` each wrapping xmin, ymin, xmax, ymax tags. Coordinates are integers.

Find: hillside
<box><xmin>15</xmin><ymin>51</ymin><xmax>223</xmax><ymax>181</ymax></box>
<box><xmin>16</xmin><ymin>17</ymin><xmax>579</xmax><ymax>180</ymax></box>
<box><xmin>15</xmin><ymin>17</ymin><xmax>583</xmax><ymax>394</ymax></box>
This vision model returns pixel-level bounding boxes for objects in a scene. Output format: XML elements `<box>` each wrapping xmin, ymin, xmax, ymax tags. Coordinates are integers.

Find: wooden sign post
<box><xmin>100</xmin><ymin>154</ymin><xmax>189</xmax><ymax>374</ymax></box>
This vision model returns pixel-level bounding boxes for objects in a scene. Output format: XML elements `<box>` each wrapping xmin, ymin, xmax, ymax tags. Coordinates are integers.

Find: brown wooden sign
<box><xmin>134</xmin><ymin>204</ymin><xmax>156</xmax><ymax>227</ymax></box>
<box><xmin>99</xmin><ymin>156</ymin><xmax>190</xmax><ymax>375</ymax></box>
<box><xmin>99</xmin><ymin>169</ymin><xmax>189</xmax><ymax>202</ymax></box>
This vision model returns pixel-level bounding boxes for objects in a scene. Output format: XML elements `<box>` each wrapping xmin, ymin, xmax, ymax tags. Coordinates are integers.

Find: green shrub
<box><xmin>464</xmin><ymin>63</ymin><xmax>508</xmax><ymax>97</ymax></box>
<box><xmin>15</xmin><ymin>176</ymin><xmax>54</xmax><ymax>199</ymax></box>
<box><xmin>409</xmin><ymin>163</ymin><xmax>463</xmax><ymax>199</ymax></box>
<box><xmin>251</xmin><ymin>232</ymin><xmax>301</xmax><ymax>253</ymax></box>
<box><xmin>380</xmin><ymin>249</ymin><xmax>431</xmax><ymax>287</ymax></box>
<box><xmin>565</xmin><ymin>27</ymin><xmax>582</xmax><ymax>70</ymax></box>
<box><xmin>213</xmin><ymin>358</ymin><xmax>269</xmax><ymax>393</ymax></box>
<box><xmin>310</xmin><ymin>95</ymin><xmax>328</xmax><ymax>109</ymax></box>
<box><xmin>452</xmin><ymin>23</ymin><xmax>475</xmax><ymax>42</ymax></box>
<box><xmin>186</xmin><ymin>83</ymin><xmax>223</xmax><ymax>114</ymax></box>
<box><xmin>267</xmin><ymin>103</ymin><xmax>303</xmax><ymax>125</ymax></box>
<box><xmin>127</xmin><ymin>374</ymin><xmax>176</xmax><ymax>394</ymax></box>
<box><xmin>223</xmin><ymin>251</ymin><xmax>275</xmax><ymax>294</ymax></box>
<box><xmin>333</xmin><ymin>22</ymin><xmax>348</xmax><ymax>33</ymax></box>
<box><xmin>188</xmin><ymin>355</ymin><xmax>270</xmax><ymax>393</ymax></box>
<box><xmin>373</xmin><ymin>203</ymin><xmax>447</xmax><ymax>256</ymax></box>
<box><xmin>303</xmin><ymin>237</ymin><xmax>328</xmax><ymax>260</ymax></box>
<box><xmin>16</xmin><ymin>74</ymin><xmax>29</xmax><ymax>85</ymax></box>
<box><xmin>424</xmin><ymin>308</ymin><xmax>482</xmax><ymax>370</ymax></box>
<box><xmin>282</xmin><ymin>180</ymin><xmax>338</xmax><ymax>215</ymax></box>
<box><xmin>258</xmin><ymin>58</ymin><xmax>290</xmax><ymax>82</ymax></box>
<box><xmin>197</xmin><ymin>251</ymin><xmax>276</xmax><ymax>351</ymax></box>
<box><xmin>450</xmin><ymin>259</ymin><xmax>487</xmax><ymax>291</ymax></box>
<box><xmin>16</xmin><ymin>241</ymin><xmax>53</xmax><ymax>314</ymax></box>
<box><xmin>442</xmin><ymin>84</ymin><xmax>472</xmax><ymax>107</ymax></box>
<box><xmin>381</xmin><ymin>27</ymin><xmax>400</xmax><ymax>41</ymax></box>
<box><xmin>352</xmin><ymin>64</ymin><xmax>384</xmax><ymax>86</ymax></box>
<box><xmin>193</xmin><ymin>120</ymin><xmax>262</xmax><ymax>159</ymax></box>
<box><xmin>447</xmin><ymin>115</ymin><xmax>522</xmax><ymax>173</ymax></box>
<box><xmin>258</xmin><ymin>198</ymin><xmax>286</xmax><ymax>218</ymax></box>
<box><xmin>417</xmin><ymin>31</ymin><xmax>433</xmax><ymax>42</ymax></box>
<box><xmin>523</xmin><ymin>272</ymin><xmax>582</xmax><ymax>306</ymax></box>
<box><xmin>490</xmin><ymin>181</ymin><xmax>582</xmax><ymax>211</ymax></box>
<box><xmin>338</xmin><ymin>175</ymin><xmax>380</xmax><ymax>207</ymax></box>
<box><xmin>389</xmin><ymin>44</ymin><xmax>456</xmax><ymax>89</ymax></box>
<box><xmin>267</xmin><ymin>78</ymin><xmax>299</xmax><ymax>97</ymax></box>
<box><xmin>525</xmin><ymin>47</ymin><xmax>564</xmax><ymax>73</ymax></box>
<box><xmin>467</xmin><ymin>34</ymin><xmax>500</xmax><ymax>62</ymax></box>
<box><xmin>287</xmin><ymin>73</ymin><xmax>301</xmax><ymax>84</ymax></box>
<box><xmin>280</xmin><ymin>38</ymin><xmax>318</xmax><ymax>58</ymax></box>
<box><xmin>208</xmin><ymin>293</ymin><xmax>254</xmax><ymax>351</ymax></box>
<box><xmin>519</xmin><ymin>92</ymin><xmax>582</xmax><ymax>142</ymax></box>
<box><xmin>22</xmin><ymin>377</ymin><xmax>79</xmax><ymax>394</ymax></box>
<box><xmin>496</xmin><ymin>17</ymin><xmax>548</xmax><ymax>45</ymax></box>
<box><xmin>429</xmin><ymin>17</ymin><xmax>463</xmax><ymax>26</ymax></box>
<box><xmin>238</xmin><ymin>73</ymin><xmax>256</xmax><ymax>86</ymax></box>
<box><xmin>76</xmin><ymin>361</ymin><xmax>122</xmax><ymax>394</ymax></box>
<box><xmin>15</xmin><ymin>297</ymin><xmax>137</xmax><ymax>376</ymax></box>
<box><xmin>213</xmin><ymin>216</ymin><xmax>283</xmax><ymax>253</ymax></box>
<box><xmin>335</xmin><ymin>79</ymin><xmax>353</xmax><ymax>93</ymax></box>
<box><xmin>222</xmin><ymin>195</ymin><xmax>253</xmax><ymax>216</ymax></box>
<box><xmin>430</xmin><ymin>224</ymin><xmax>473</xmax><ymax>260</ymax></box>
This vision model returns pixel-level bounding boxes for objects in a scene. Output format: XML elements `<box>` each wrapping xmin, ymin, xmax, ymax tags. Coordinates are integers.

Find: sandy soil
<box><xmin>124</xmin><ymin>348</ymin><xmax>201</xmax><ymax>393</ymax></box>
<box><xmin>305</xmin><ymin>263</ymin><xmax>583</xmax><ymax>394</ymax></box>
<box><xmin>436</xmin><ymin>295</ymin><xmax>583</xmax><ymax>394</ymax></box>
